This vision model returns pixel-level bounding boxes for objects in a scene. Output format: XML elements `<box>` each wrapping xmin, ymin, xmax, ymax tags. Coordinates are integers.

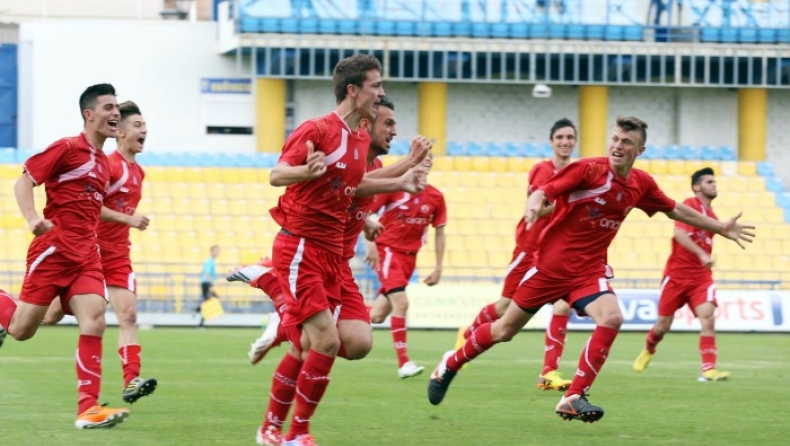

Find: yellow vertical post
<box><xmin>578</xmin><ymin>86</ymin><xmax>609</xmax><ymax>157</ymax></box>
<box><xmin>255</xmin><ymin>78</ymin><xmax>286</xmax><ymax>153</ymax></box>
<box><xmin>738</xmin><ymin>88</ymin><xmax>767</xmax><ymax>161</ymax></box>
<box><xmin>418</xmin><ymin>82</ymin><xmax>447</xmax><ymax>155</ymax></box>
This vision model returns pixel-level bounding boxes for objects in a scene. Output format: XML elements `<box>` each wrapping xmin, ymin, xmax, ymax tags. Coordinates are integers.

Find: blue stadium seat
<box><xmin>281</xmin><ymin>19</ymin><xmax>299</xmax><ymax>33</ymax></box>
<box><xmin>239</xmin><ymin>18</ymin><xmax>260</xmax><ymax>33</ymax></box>
<box><xmin>390</xmin><ymin>140</ymin><xmax>409</xmax><ymax>156</ymax></box>
<box><xmin>491</xmin><ymin>23</ymin><xmax>509</xmax><ymax>38</ymax></box>
<box><xmin>376</xmin><ymin>21</ymin><xmax>396</xmax><ymax>36</ymax></box>
<box><xmin>318</xmin><ymin>20</ymin><xmax>338</xmax><ymax>34</ymax></box>
<box><xmin>605</xmin><ymin>26</ymin><xmax>625</xmax><ymax>41</ymax></box>
<box><xmin>0</xmin><ymin>148</ymin><xmax>14</xmax><ymax>163</ymax></box>
<box><xmin>766</xmin><ymin>177</ymin><xmax>784</xmax><ymax>193</ymax></box>
<box><xmin>509</xmin><ymin>23</ymin><xmax>529</xmax><ymax>39</ymax></box>
<box><xmin>260</xmin><ymin>18</ymin><xmax>280</xmax><ymax>33</ymax></box>
<box><xmin>785</xmin><ymin>208</ymin><xmax>790</xmax><ymax>224</ymax></box>
<box><xmin>680</xmin><ymin>145</ymin><xmax>699</xmax><ymax>160</ymax></box>
<box><xmin>719</xmin><ymin>146</ymin><xmax>736</xmax><ymax>161</ymax></box>
<box><xmin>299</xmin><ymin>19</ymin><xmax>319</xmax><ymax>34</ymax></box>
<box><xmin>757</xmin><ymin>162</ymin><xmax>774</xmax><ymax>177</ymax></box>
<box><xmin>466</xmin><ymin>142</ymin><xmax>484</xmax><ymax>156</ymax></box>
<box><xmin>586</xmin><ymin>25</ymin><xmax>605</xmax><ymax>40</ymax></box>
<box><xmin>433</xmin><ymin>22</ymin><xmax>452</xmax><ymax>37</ymax></box>
<box><xmin>700</xmin><ymin>145</ymin><xmax>719</xmax><ymax>160</ymax></box>
<box><xmin>757</xmin><ymin>28</ymin><xmax>777</xmax><ymax>43</ymax></box>
<box><xmin>700</xmin><ymin>28</ymin><xmax>720</xmax><ymax>42</ymax></box>
<box><xmin>358</xmin><ymin>21</ymin><xmax>375</xmax><ymax>35</ymax></box>
<box><xmin>548</xmin><ymin>24</ymin><xmax>566</xmax><ymax>39</ymax></box>
<box><xmin>721</xmin><ymin>28</ymin><xmax>737</xmax><ymax>43</ymax></box>
<box><xmin>452</xmin><ymin>22</ymin><xmax>472</xmax><ymax>37</ymax></box>
<box><xmin>739</xmin><ymin>28</ymin><xmax>757</xmax><ymax>43</ymax></box>
<box><xmin>415</xmin><ymin>22</ymin><xmax>433</xmax><ymax>37</ymax></box>
<box><xmin>395</xmin><ymin>21</ymin><xmax>415</xmax><ymax>36</ymax></box>
<box><xmin>15</xmin><ymin>149</ymin><xmax>37</xmax><ymax>163</ymax></box>
<box><xmin>624</xmin><ymin>26</ymin><xmax>643</xmax><ymax>41</ymax></box>
<box><xmin>234</xmin><ymin>153</ymin><xmax>255</xmax><ymax>167</ymax></box>
<box><xmin>523</xmin><ymin>142</ymin><xmax>539</xmax><ymax>157</ymax></box>
<box><xmin>447</xmin><ymin>141</ymin><xmax>465</xmax><ymax>156</ymax></box>
<box><xmin>338</xmin><ymin>20</ymin><xmax>356</xmax><ymax>34</ymax></box>
<box><xmin>472</xmin><ymin>23</ymin><xmax>491</xmax><ymax>38</ymax></box>
<box><xmin>539</xmin><ymin>143</ymin><xmax>554</xmax><ymax>157</ymax></box>
<box><xmin>485</xmin><ymin>142</ymin><xmax>505</xmax><ymax>157</ymax></box>
<box><xmin>776</xmin><ymin>192</ymin><xmax>790</xmax><ymax>209</ymax></box>
<box><xmin>200</xmin><ymin>153</ymin><xmax>221</xmax><ymax>166</ymax></box>
<box><xmin>663</xmin><ymin>145</ymin><xmax>680</xmax><ymax>159</ymax></box>
<box><xmin>642</xmin><ymin>145</ymin><xmax>662</xmax><ymax>160</ymax></box>
<box><xmin>504</xmin><ymin>142</ymin><xmax>524</xmax><ymax>157</ymax></box>
<box><xmin>778</xmin><ymin>28</ymin><xmax>790</xmax><ymax>43</ymax></box>
<box><xmin>529</xmin><ymin>24</ymin><xmax>548</xmax><ymax>39</ymax></box>
<box><xmin>567</xmin><ymin>24</ymin><xmax>585</xmax><ymax>40</ymax></box>
<box><xmin>252</xmin><ymin>153</ymin><xmax>278</xmax><ymax>168</ymax></box>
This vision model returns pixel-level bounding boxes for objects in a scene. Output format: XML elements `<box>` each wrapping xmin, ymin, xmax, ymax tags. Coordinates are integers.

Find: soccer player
<box><xmin>198</xmin><ymin>244</ymin><xmax>221</xmax><ymax>327</ymax></box>
<box><xmin>40</xmin><ymin>101</ymin><xmax>158</xmax><ymax>403</ymax></box>
<box><xmin>367</xmin><ymin>152</ymin><xmax>447</xmax><ymax>379</ymax></box>
<box><xmin>0</xmin><ymin>84</ymin><xmax>131</xmax><ymax>429</ymax></box>
<box><xmin>633</xmin><ymin>167</ymin><xmax>731</xmax><ymax>381</ymax></box>
<box><xmin>461</xmin><ymin>118</ymin><xmax>577</xmax><ymax>390</ymax></box>
<box><xmin>265</xmin><ymin>53</ymin><xmax>385</xmax><ymax>446</ymax></box>
<box><xmin>426</xmin><ymin>116</ymin><xmax>754</xmax><ymax>423</ymax></box>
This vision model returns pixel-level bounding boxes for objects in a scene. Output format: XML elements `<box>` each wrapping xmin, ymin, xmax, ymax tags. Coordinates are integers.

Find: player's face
<box><xmin>118</xmin><ymin>114</ymin><xmax>147</xmax><ymax>154</ymax></box>
<box><xmin>370</xmin><ymin>106</ymin><xmax>397</xmax><ymax>156</ymax></box>
<box><xmin>608</xmin><ymin>126</ymin><xmax>645</xmax><ymax>170</ymax></box>
<box><xmin>421</xmin><ymin>153</ymin><xmax>433</xmax><ymax>173</ymax></box>
<box><xmin>694</xmin><ymin>175</ymin><xmax>717</xmax><ymax>199</ymax></box>
<box><xmin>550</xmin><ymin>126</ymin><xmax>576</xmax><ymax>158</ymax></box>
<box><xmin>354</xmin><ymin>69</ymin><xmax>385</xmax><ymax>120</ymax></box>
<box><xmin>85</xmin><ymin>94</ymin><xmax>120</xmax><ymax>138</ymax></box>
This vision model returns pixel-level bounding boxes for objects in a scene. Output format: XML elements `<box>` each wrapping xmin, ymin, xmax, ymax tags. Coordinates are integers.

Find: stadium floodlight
<box><xmin>532</xmin><ymin>84</ymin><xmax>552</xmax><ymax>98</ymax></box>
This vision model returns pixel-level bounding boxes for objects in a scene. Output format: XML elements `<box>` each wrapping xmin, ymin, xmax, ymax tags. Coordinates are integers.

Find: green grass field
<box><xmin>0</xmin><ymin>327</ymin><xmax>788</xmax><ymax>445</ymax></box>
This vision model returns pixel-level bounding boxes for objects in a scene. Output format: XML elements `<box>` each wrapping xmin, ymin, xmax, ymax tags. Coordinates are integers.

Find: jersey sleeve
<box><xmin>22</xmin><ymin>139</ymin><xmax>70</xmax><ymax>185</ymax></box>
<box><xmin>636</xmin><ymin>173</ymin><xmax>677</xmax><ymax>217</ymax></box>
<box><xmin>278</xmin><ymin>121</ymin><xmax>320</xmax><ymax>166</ymax></box>
<box><xmin>527</xmin><ymin>163</ymin><xmax>553</xmax><ymax>195</ymax></box>
<box><xmin>673</xmin><ymin>197</ymin><xmax>697</xmax><ymax>233</ymax></box>
<box><xmin>432</xmin><ymin>192</ymin><xmax>448</xmax><ymax>228</ymax></box>
<box><xmin>371</xmin><ymin>192</ymin><xmax>391</xmax><ymax>215</ymax></box>
<box><xmin>539</xmin><ymin>161</ymin><xmax>599</xmax><ymax>202</ymax></box>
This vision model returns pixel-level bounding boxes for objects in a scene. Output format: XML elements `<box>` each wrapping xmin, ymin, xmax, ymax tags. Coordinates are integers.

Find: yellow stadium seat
<box><xmin>647</xmin><ymin>160</ymin><xmax>667</xmax><ymax>175</ymax></box>
<box><xmin>170</xmin><ymin>182</ymin><xmax>190</xmax><ymax>199</ymax></box>
<box><xmin>457</xmin><ymin>220</ymin><xmax>478</xmax><ymax>235</ymax></box>
<box><xmin>237</xmin><ymin>168</ymin><xmax>258</xmax><ymax>183</ymax></box>
<box><xmin>764</xmin><ymin>207</ymin><xmax>784</xmax><ymax>224</ymax></box>
<box><xmin>201</xmin><ymin>167</ymin><xmax>223</xmax><ymax>183</ymax></box>
<box><xmin>683</xmin><ymin>160</ymin><xmax>705</xmax><ymax>175</ymax></box>
<box><xmin>151</xmin><ymin>198</ymin><xmax>173</xmax><ymax>215</ymax></box>
<box><xmin>432</xmin><ymin>156</ymin><xmax>453</xmax><ymax>171</ymax></box>
<box><xmin>737</xmin><ymin>161</ymin><xmax>756</xmax><ymax>176</ymax></box>
<box><xmin>719</xmin><ymin>161</ymin><xmax>738</xmax><ymax>177</ymax></box>
<box><xmin>143</xmin><ymin>166</ymin><xmax>168</xmax><ymax>182</ymax></box>
<box><xmin>210</xmin><ymin>199</ymin><xmax>230</xmax><ymax>216</ymax></box>
<box><xmin>379</xmin><ymin>155</ymin><xmax>403</xmax><ymax>166</ymax></box>
<box><xmin>506</xmin><ymin>157</ymin><xmax>530</xmax><ymax>173</ymax></box>
<box><xmin>172</xmin><ymin>198</ymin><xmax>192</xmax><ymax>215</ymax></box>
<box><xmin>453</xmin><ymin>156</ymin><xmax>473</xmax><ymax>172</ymax></box>
<box><xmin>666</xmin><ymin>160</ymin><xmax>685</xmax><ymax>175</ymax></box>
<box><xmin>489</xmin><ymin>157</ymin><xmax>508</xmax><ymax>172</ymax></box>
<box><xmin>229</xmin><ymin>199</ymin><xmax>249</xmax><ymax>216</ymax></box>
<box><xmin>746</xmin><ymin>177</ymin><xmax>765</xmax><ymax>192</ymax></box>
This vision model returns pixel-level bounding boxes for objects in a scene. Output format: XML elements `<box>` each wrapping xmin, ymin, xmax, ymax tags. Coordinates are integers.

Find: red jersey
<box><xmin>515</xmin><ymin>160</ymin><xmax>558</xmax><ymax>253</ymax></box>
<box><xmin>372</xmin><ymin>185</ymin><xmax>447</xmax><ymax>254</ymax></box>
<box><xmin>342</xmin><ymin>158</ymin><xmax>383</xmax><ymax>260</ymax></box>
<box><xmin>270</xmin><ymin>112</ymin><xmax>370</xmax><ymax>255</ymax></box>
<box><xmin>536</xmin><ymin>157</ymin><xmax>676</xmax><ymax>278</ymax></box>
<box><xmin>663</xmin><ymin>197</ymin><xmax>717</xmax><ymax>281</ymax></box>
<box><xmin>22</xmin><ymin>133</ymin><xmax>110</xmax><ymax>260</ymax></box>
<box><xmin>97</xmin><ymin>151</ymin><xmax>145</xmax><ymax>253</ymax></box>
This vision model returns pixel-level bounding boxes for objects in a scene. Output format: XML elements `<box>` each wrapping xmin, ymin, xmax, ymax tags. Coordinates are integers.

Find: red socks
<box><xmin>76</xmin><ymin>335</ymin><xmax>103</xmax><ymax>414</ymax></box>
<box><xmin>566</xmin><ymin>326</ymin><xmax>618</xmax><ymax>397</ymax></box>
<box><xmin>469</xmin><ymin>303</ymin><xmax>500</xmax><ymax>333</ymax></box>
<box><xmin>446</xmin><ymin>322</ymin><xmax>496</xmax><ymax>372</ymax></box>
<box><xmin>700</xmin><ymin>335</ymin><xmax>717</xmax><ymax>371</ymax></box>
<box><xmin>390</xmin><ymin>316</ymin><xmax>409</xmax><ymax>367</ymax></box>
<box><xmin>541</xmin><ymin>314</ymin><xmax>569</xmax><ymax>375</ymax></box>
<box><xmin>118</xmin><ymin>344</ymin><xmax>142</xmax><ymax>387</ymax></box>
<box><xmin>645</xmin><ymin>328</ymin><xmax>664</xmax><ymax>354</ymax></box>
<box><xmin>264</xmin><ymin>352</ymin><xmax>303</xmax><ymax>430</ymax></box>
<box><xmin>285</xmin><ymin>350</ymin><xmax>335</xmax><ymax>440</ymax></box>
<box><xmin>255</xmin><ymin>274</ymin><xmax>287</xmax><ymax>315</ymax></box>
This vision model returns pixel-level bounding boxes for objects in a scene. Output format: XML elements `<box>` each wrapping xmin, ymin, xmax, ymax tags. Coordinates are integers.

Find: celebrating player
<box><xmin>367</xmin><ymin>152</ymin><xmax>446</xmax><ymax>379</ymax></box>
<box><xmin>427</xmin><ymin>116</ymin><xmax>755</xmax><ymax>423</ymax></box>
<box><xmin>0</xmin><ymin>84</ymin><xmax>131</xmax><ymax>429</ymax></box>
<box><xmin>633</xmin><ymin>167</ymin><xmax>731</xmax><ymax>381</ymax></box>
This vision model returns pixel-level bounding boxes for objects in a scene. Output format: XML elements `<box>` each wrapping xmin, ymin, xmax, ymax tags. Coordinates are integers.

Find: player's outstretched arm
<box><xmin>270</xmin><ymin>140</ymin><xmax>326</xmax><ymax>186</ymax></box>
<box><xmin>364</xmin><ymin>135</ymin><xmax>432</xmax><ymax>179</ymax></box>
<box><xmin>363</xmin><ymin>215</ymin><xmax>384</xmax><ymax>241</ymax></box>
<box><xmin>365</xmin><ymin>241</ymin><xmax>380</xmax><ymax>270</ymax></box>
<box><xmin>100</xmin><ymin>207</ymin><xmax>150</xmax><ymax>230</ymax></box>
<box><xmin>14</xmin><ymin>174</ymin><xmax>53</xmax><ymax>236</ymax></box>
<box><xmin>673</xmin><ymin>227</ymin><xmax>714</xmax><ymax>269</ymax></box>
<box><xmin>665</xmin><ymin>202</ymin><xmax>755</xmax><ymax>249</ymax></box>
<box><xmin>524</xmin><ymin>190</ymin><xmax>547</xmax><ymax>229</ymax></box>
<box><xmin>424</xmin><ymin>225</ymin><xmax>445</xmax><ymax>286</ymax></box>
<box><xmin>356</xmin><ymin>167</ymin><xmax>425</xmax><ymax>197</ymax></box>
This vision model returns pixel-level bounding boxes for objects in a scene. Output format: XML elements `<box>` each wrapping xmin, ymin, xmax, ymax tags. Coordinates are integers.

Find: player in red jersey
<box><xmin>427</xmin><ymin>116</ymin><xmax>755</xmax><ymax>423</ymax></box>
<box><xmin>0</xmin><ymin>84</ymin><xmax>131</xmax><ymax>429</ymax></box>
<box><xmin>461</xmin><ymin>118</ymin><xmax>577</xmax><ymax>390</ymax></box>
<box><xmin>367</xmin><ymin>151</ymin><xmax>447</xmax><ymax>379</ymax></box>
<box><xmin>633</xmin><ymin>167</ymin><xmax>731</xmax><ymax>381</ymax></box>
<box><xmin>41</xmin><ymin>101</ymin><xmax>158</xmax><ymax>402</ymax></box>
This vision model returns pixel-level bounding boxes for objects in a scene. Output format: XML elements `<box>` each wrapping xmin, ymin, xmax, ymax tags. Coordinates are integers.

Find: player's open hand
<box><xmin>130</xmin><ymin>215</ymin><xmax>150</xmax><ymax>231</ymax></box>
<box><xmin>697</xmin><ymin>252</ymin><xmax>714</xmax><ymax>269</ymax></box>
<box><xmin>28</xmin><ymin>217</ymin><xmax>54</xmax><ymax>236</ymax></box>
<box><xmin>401</xmin><ymin>168</ymin><xmax>427</xmax><ymax>193</ymax></box>
<box><xmin>721</xmin><ymin>212</ymin><xmax>755</xmax><ymax>249</ymax></box>
<box><xmin>423</xmin><ymin>269</ymin><xmax>441</xmax><ymax>286</ymax></box>
<box><xmin>305</xmin><ymin>140</ymin><xmax>326</xmax><ymax>179</ymax></box>
<box><xmin>363</xmin><ymin>217</ymin><xmax>384</xmax><ymax>242</ymax></box>
<box><xmin>408</xmin><ymin>135</ymin><xmax>432</xmax><ymax>166</ymax></box>
<box><xmin>364</xmin><ymin>243</ymin><xmax>380</xmax><ymax>270</ymax></box>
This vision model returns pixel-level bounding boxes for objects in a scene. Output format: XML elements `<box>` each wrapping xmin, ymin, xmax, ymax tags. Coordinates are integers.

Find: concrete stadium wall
<box><xmin>767</xmin><ymin>90</ymin><xmax>790</xmax><ymax>180</ymax></box>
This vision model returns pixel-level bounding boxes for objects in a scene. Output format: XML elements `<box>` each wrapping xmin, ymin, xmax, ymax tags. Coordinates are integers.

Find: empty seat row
<box><xmin>700</xmin><ymin>27</ymin><xmax>790</xmax><ymax>44</ymax></box>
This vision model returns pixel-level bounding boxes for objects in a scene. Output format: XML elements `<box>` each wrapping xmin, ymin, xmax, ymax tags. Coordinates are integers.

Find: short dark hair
<box><xmin>549</xmin><ymin>118</ymin><xmax>576</xmax><ymax>139</ymax></box>
<box><xmin>691</xmin><ymin>167</ymin><xmax>715</xmax><ymax>187</ymax></box>
<box><xmin>79</xmin><ymin>83</ymin><xmax>116</xmax><ymax>118</ymax></box>
<box><xmin>332</xmin><ymin>54</ymin><xmax>382</xmax><ymax>104</ymax></box>
<box><xmin>118</xmin><ymin>101</ymin><xmax>141</xmax><ymax>122</ymax></box>
<box><xmin>377</xmin><ymin>96</ymin><xmax>394</xmax><ymax>111</ymax></box>
<box><xmin>615</xmin><ymin>116</ymin><xmax>648</xmax><ymax>145</ymax></box>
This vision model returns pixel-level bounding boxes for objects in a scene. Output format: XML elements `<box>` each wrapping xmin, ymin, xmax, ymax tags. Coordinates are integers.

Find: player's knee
<box><xmin>117</xmin><ymin>307</ymin><xmax>138</xmax><ymax>328</ymax></box>
<box><xmin>599</xmin><ymin>311</ymin><xmax>623</xmax><ymax>329</ymax></box>
<box><xmin>79</xmin><ymin>317</ymin><xmax>107</xmax><ymax>336</ymax></box>
<box><xmin>342</xmin><ymin>339</ymin><xmax>373</xmax><ymax>360</ymax></box>
<box><xmin>41</xmin><ymin>313</ymin><xmax>64</xmax><ymax>325</ymax></box>
<box><xmin>369</xmin><ymin>312</ymin><xmax>386</xmax><ymax>324</ymax></box>
<box><xmin>494</xmin><ymin>298</ymin><xmax>510</xmax><ymax>315</ymax></box>
<box><xmin>491</xmin><ymin>323</ymin><xmax>518</xmax><ymax>342</ymax></box>
<box><xmin>11</xmin><ymin>325</ymin><xmax>38</xmax><ymax>341</ymax></box>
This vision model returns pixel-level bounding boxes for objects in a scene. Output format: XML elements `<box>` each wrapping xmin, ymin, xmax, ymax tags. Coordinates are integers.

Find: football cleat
<box><xmin>427</xmin><ymin>350</ymin><xmax>457</xmax><ymax>405</ymax></box>
<box><xmin>555</xmin><ymin>393</ymin><xmax>604</xmax><ymax>423</ymax></box>
<box><xmin>75</xmin><ymin>404</ymin><xmax>130</xmax><ymax>429</ymax></box>
<box><xmin>227</xmin><ymin>257</ymin><xmax>273</xmax><ymax>284</ymax></box>
<box><xmin>282</xmin><ymin>435</ymin><xmax>319</xmax><ymax>446</ymax></box>
<box><xmin>257</xmin><ymin>425</ymin><xmax>283</xmax><ymax>446</ymax></box>
<box><xmin>536</xmin><ymin>370</ymin><xmax>572</xmax><ymax>391</ymax></box>
<box><xmin>698</xmin><ymin>369</ymin><xmax>730</xmax><ymax>382</ymax></box>
<box><xmin>633</xmin><ymin>349</ymin><xmax>654</xmax><ymax>373</ymax></box>
<box><xmin>122</xmin><ymin>377</ymin><xmax>158</xmax><ymax>403</ymax></box>
<box><xmin>0</xmin><ymin>326</ymin><xmax>7</xmax><ymax>349</ymax></box>
<box><xmin>249</xmin><ymin>312</ymin><xmax>282</xmax><ymax>365</ymax></box>
<box><xmin>397</xmin><ymin>361</ymin><xmax>425</xmax><ymax>379</ymax></box>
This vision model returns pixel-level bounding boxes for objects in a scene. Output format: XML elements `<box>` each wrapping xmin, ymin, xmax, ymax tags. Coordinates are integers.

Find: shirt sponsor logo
<box><xmin>595</xmin><ymin>197</ymin><xmax>607</xmax><ymax>205</ymax></box>
<box><xmin>406</xmin><ymin>217</ymin><xmax>429</xmax><ymax>225</ymax></box>
<box><xmin>599</xmin><ymin>218</ymin><xmax>622</xmax><ymax>230</ymax></box>
<box><xmin>336</xmin><ymin>162</ymin><xmax>347</xmax><ymax>169</ymax></box>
